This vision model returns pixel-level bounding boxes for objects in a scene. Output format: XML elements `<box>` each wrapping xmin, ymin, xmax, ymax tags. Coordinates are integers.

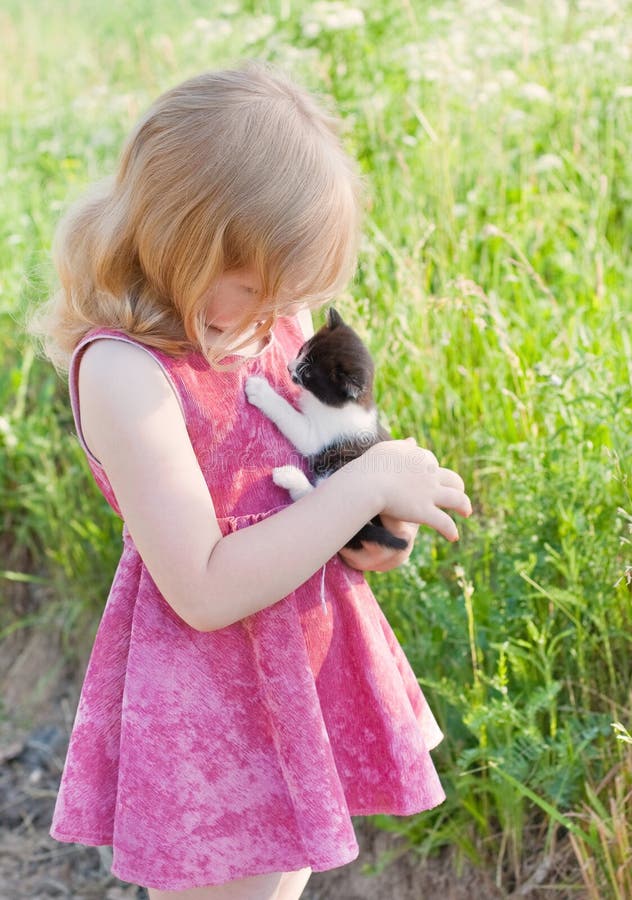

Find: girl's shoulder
<box><xmin>71</xmin><ymin>330</ymin><xmax>185</xmax><ymax>468</ymax></box>
<box><xmin>78</xmin><ymin>336</ymin><xmax>175</xmax><ymax>396</ymax></box>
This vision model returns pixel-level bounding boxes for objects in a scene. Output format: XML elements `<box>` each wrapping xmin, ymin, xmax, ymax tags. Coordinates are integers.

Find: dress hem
<box><xmin>49</xmin><ymin>795</ymin><xmax>446</xmax><ymax>890</ymax></box>
<box><xmin>109</xmin><ymin>845</ymin><xmax>361</xmax><ymax>891</ymax></box>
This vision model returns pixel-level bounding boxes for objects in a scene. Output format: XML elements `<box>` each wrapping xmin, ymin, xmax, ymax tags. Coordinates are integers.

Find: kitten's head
<box><xmin>288</xmin><ymin>307</ymin><xmax>375</xmax><ymax>408</ymax></box>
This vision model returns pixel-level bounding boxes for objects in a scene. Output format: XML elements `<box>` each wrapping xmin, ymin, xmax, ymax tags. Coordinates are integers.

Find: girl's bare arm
<box><xmin>79</xmin><ymin>339</ymin><xmax>471</xmax><ymax>632</ymax></box>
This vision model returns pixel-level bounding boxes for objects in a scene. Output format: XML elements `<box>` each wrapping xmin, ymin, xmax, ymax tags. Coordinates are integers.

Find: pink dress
<box><xmin>49</xmin><ymin>315</ymin><xmax>445</xmax><ymax>891</ymax></box>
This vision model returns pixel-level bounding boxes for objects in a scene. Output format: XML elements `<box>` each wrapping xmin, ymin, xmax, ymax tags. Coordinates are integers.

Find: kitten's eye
<box><xmin>296</xmin><ymin>361</ymin><xmax>312</xmax><ymax>382</ymax></box>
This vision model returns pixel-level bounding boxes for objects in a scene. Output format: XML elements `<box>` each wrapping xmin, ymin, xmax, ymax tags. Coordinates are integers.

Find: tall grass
<box><xmin>2</xmin><ymin>0</ymin><xmax>631</xmax><ymax>893</ymax></box>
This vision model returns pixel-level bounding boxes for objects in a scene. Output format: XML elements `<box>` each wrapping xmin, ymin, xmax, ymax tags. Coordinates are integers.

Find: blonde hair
<box><xmin>30</xmin><ymin>62</ymin><xmax>364</xmax><ymax>371</ymax></box>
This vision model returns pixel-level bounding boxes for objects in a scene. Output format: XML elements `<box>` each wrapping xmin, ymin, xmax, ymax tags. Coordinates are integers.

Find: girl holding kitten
<box><xmin>33</xmin><ymin>63</ymin><xmax>472</xmax><ymax>900</ymax></box>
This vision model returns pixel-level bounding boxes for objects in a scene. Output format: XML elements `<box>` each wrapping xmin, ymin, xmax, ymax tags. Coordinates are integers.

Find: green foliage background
<box><xmin>1</xmin><ymin>0</ymin><xmax>631</xmax><ymax>893</ymax></box>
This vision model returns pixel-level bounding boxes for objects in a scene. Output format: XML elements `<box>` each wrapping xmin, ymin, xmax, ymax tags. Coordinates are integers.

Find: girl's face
<box><xmin>202</xmin><ymin>266</ymin><xmax>264</xmax><ymax>332</ymax></box>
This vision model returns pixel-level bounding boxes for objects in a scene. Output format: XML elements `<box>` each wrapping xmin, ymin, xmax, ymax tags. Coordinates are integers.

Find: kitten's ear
<box><xmin>327</xmin><ymin>307</ymin><xmax>344</xmax><ymax>329</ymax></box>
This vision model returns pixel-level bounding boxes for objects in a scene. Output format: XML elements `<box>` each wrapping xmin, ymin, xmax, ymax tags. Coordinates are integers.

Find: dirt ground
<box><xmin>0</xmin><ymin>623</ymin><xmax>585</xmax><ymax>900</ymax></box>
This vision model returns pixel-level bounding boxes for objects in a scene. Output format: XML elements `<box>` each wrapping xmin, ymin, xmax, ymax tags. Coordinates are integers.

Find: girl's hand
<box><xmin>338</xmin><ymin>515</ymin><xmax>419</xmax><ymax>572</ymax></box>
<box><xmin>353</xmin><ymin>438</ymin><xmax>472</xmax><ymax>542</ymax></box>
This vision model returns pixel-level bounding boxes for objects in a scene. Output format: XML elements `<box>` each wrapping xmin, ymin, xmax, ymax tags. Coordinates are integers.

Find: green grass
<box><xmin>2</xmin><ymin>0</ymin><xmax>631</xmax><ymax>894</ymax></box>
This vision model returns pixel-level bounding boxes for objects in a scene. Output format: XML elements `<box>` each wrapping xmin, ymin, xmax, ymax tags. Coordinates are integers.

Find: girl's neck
<box><xmin>204</xmin><ymin>322</ymin><xmax>272</xmax><ymax>359</ymax></box>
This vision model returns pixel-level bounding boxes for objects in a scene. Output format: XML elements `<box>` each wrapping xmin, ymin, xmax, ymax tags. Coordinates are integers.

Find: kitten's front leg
<box><xmin>245</xmin><ymin>376</ymin><xmax>320</xmax><ymax>456</ymax></box>
<box><xmin>273</xmin><ymin>466</ymin><xmax>314</xmax><ymax>501</ymax></box>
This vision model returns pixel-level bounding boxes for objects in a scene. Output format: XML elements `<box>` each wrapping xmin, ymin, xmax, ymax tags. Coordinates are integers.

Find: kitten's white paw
<box><xmin>273</xmin><ymin>466</ymin><xmax>313</xmax><ymax>501</ymax></box>
<box><xmin>245</xmin><ymin>376</ymin><xmax>273</xmax><ymax>409</ymax></box>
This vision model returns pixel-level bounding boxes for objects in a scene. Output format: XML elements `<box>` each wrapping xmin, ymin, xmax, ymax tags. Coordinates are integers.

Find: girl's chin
<box><xmin>206</xmin><ymin>319</ymin><xmax>266</xmax><ymax>333</ymax></box>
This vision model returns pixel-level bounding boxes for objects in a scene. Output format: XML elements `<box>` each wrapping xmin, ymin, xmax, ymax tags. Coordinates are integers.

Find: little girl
<box><xmin>33</xmin><ymin>63</ymin><xmax>472</xmax><ymax>900</ymax></box>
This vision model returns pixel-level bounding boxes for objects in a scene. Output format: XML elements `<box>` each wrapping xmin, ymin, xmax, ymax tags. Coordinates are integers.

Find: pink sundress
<box><xmin>49</xmin><ymin>314</ymin><xmax>445</xmax><ymax>891</ymax></box>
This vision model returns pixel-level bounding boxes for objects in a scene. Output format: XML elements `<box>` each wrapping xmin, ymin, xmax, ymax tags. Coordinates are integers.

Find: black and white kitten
<box><xmin>245</xmin><ymin>307</ymin><xmax>408</xmax><ymax>551</ymax></box>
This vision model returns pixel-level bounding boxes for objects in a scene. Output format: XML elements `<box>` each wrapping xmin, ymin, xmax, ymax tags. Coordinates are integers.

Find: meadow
<box><xmin>1</xmin><ymin>0</ymin><xmax>631</xmax><ymax>895</ymax></box>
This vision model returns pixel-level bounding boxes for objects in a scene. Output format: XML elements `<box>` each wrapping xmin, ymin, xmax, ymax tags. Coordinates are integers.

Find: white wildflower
<box><xmin>549</xmin><ymin>374</ymin><xmax>563</xmax><ymax>387</ymax></box>
<box><xmin>615</xmin><ymin>86</ymin><xmax>632</xmax><ymax>98</ymax></box>
<box><xmin>301</xmin><ymin>2</ymin><xmax>364</xmax><ymax>38</ymax></box>
<box><xmin>37</xmin><ymin>137</ymin><xmax>63</xmax><ymax>155</ymax></box>
<box><xmin>243</xmin><ymin>14</ymin><xmax>275</xmax><ymax>44</ymax></box>
<box><xmin>460</xmin><ymin>69</ymin><xmax>475</xmax><ymax>85</ymax></box>
<box><xmin>273</xmin><ymin>44</ymin><xmax>320</xmax><ymax>68</ymax></box>
<box><xmin>190</xmin><ymin>18</ymin><xmax>232</xmax><ymax>41</ymax></box>
<box><xmin>575</xmin><ymin>38</ymin><xmax>595</xmax><ymax>55</ymax></box>
<box><xmin>586</xmin><ymin>25</ymin><xmax>618</xmax><ymax>44</ymax></box>
<box><xmin>91</xmin><ymin>127</ymin><xmax>116</xmax><ymax>148</ymax></box>
<box><xmin>367</xmin><ymin>92</ymin><xmax>388</xmax><ymax>112</ymax></box>
<box><xmin>533</xmin><ymin>153</ymin><xmax>564</xmax><ymax>174</ymax></box>
<box><xmin>302</xmin><ymin>20</ymin><xmax>321</xmax><ymax>38</ymax></box>
<box><xmin>497</xmin><ymin>69</ymin><xmax>518</xmax><ymax>87</ymax></box>
<box><xmin>152</xmin><ymin>34</ymin><xmax>175</xmax><ymax>61</ymax></box>
<box><xmin>0</xmin><ymin>416</ymin><xmax>17</xmax><ymax>449</ymax></box>
<box><xmin>462</xmin><ymin>0</ymin><xmax>499</xmax><ymax>19</ymax></box>
<box><xmin>406</xmin><ymin>65</ymin><xmax>423</xmax><ymax>82</ymax></box>
<box><xmin>505</xmin><ymin>109</ymin><xmax>527</xmax><ymax>126</ymax></box>
<box><xmin>520</xmin><ymin>82</ymin><xmax>552</xmax><ymax>103</ymax></box>
<box><xmin>480</xmin><ymin>79</ymin><xmax>502</xmax><ymax>97</ymax></box>
<box><xmin>71</xmin><ymin>84</ymin><xmax>108</xmax><ymax>113</ymax></box>
<box><xmin>427</xmin><ymin>7</ymin><xmax>453</xmax><ymax>22</ymax></box>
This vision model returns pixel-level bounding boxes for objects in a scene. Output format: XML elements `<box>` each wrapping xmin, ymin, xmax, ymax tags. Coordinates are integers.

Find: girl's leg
<box><xmin>275</xmin><ymin>867</ymin><xmax>312</xmax><ymax>900</ymax></box>
<box><xmin>146</xmin><ymin>870</ymin><xmax>284</xmax><ymax>900</ymax></box>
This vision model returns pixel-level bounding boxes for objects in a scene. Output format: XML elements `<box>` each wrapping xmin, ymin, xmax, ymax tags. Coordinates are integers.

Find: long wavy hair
<box><xmin>29</xmin><ymin>62</ymin><xmax>364</xmax><ymax>371</ymax></box>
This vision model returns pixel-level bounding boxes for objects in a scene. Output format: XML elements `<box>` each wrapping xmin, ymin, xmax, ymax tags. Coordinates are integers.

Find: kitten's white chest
<box><xmin>298</xmin><ymin>392</ymin><xmax>377</xmax><ymax>453</ymax></box>
<box><xmin>244</xmin><ymin>375</ymin><xmax>377</xmax><ymax>457</ymax></box>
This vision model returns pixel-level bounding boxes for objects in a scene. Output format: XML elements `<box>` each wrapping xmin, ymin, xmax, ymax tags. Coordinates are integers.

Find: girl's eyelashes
<box><xmin>241</xmin><ymin>285</ymin><xmax>259</xmax><ymax>295</ymax></box>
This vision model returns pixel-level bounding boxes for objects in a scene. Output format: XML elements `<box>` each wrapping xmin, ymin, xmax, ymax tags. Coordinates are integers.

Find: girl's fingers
<box><xmin>339</xmin><ymin>544</ymin><xmax>391</xmax><ymax>571</ymax></box>
<box><xmin>434</xmin><ymin>486</ymin><xmax>472</xmax><ymax>517</ymax></box>
<box><xmin>379</xmin><ymin>513</ymin><xmax>419</xmax><ymax>538</ymax></box>
<box><xmin>423</xmin><ymin>507</ymin><xmax>460</xmax><ymax>542</ymax></box>
<box><xmin>437</xmin><ymin>467</ymin><xmax>465</xmax><ymax>491</ymax></box>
